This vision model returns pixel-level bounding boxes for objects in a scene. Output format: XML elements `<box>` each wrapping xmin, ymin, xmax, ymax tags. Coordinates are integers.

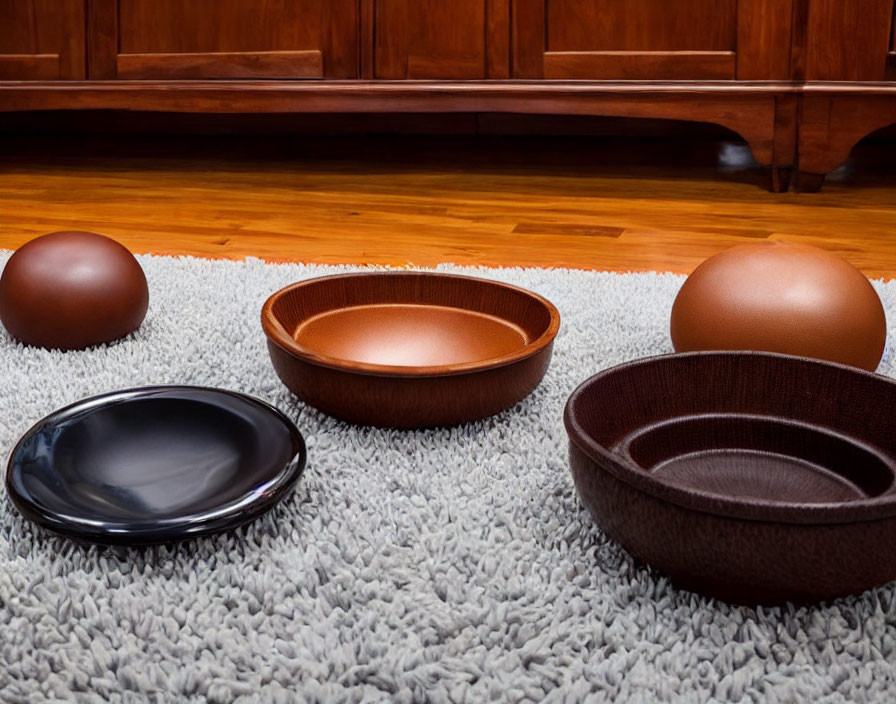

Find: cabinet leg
<box><xmin>798</xmin><ymin>93</ymin><xmax>896</xmax><ymax>191</ymax></box>
<box><xmin>794</xmin><ymin>171</ymin><xmax>826</xmax><ymax>193</ymax></box>
<box><xmin>769</xmin><ymin>166</ymin><xmax>793</xmax><ymax>193</ymax></box>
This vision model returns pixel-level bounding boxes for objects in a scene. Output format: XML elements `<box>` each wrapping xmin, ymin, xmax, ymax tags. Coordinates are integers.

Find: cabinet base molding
<box><xmin>2</xmin><ymin>80</ymin><xmax>895</xmax><ymax>191</ymax></box>
<box><xmin>0</xmin><ymin>79</ymin><xmax>790</xmax><ymax>169</ymax></box>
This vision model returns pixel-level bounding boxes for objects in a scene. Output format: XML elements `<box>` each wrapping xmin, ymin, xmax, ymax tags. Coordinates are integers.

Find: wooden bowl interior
<box><xmin>573</xmin><ymin>353</ymin><xmax>896</xmax><ymax>455</ymax></box>
<box><xmin>570</xmin><ymin>353</ymin><xmax>896</xmax><ymax>507</ymax></box>
<box><xmin>618</xmin><ymin>414</ymin><xmax>894</xmax><ymax>503</ymax></box>
<box><xmin>267</xmin><ymin>274</ymin><xmax>555</xmax><ymax>368</ymax></box>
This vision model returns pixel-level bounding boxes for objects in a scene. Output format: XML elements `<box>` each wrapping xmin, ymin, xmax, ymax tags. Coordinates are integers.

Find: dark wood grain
<box><xmin>7</xmin><ymin>0</ymin><xmax>896</xmax><ymax>186</ymax></box>
<box><xmin>804</xmin><ymin>0</ymin><xmax>894</xmax><ymax>80</ymax></box>
<box><xmin>86</xmin><ymin>0</ymin><xmax>117</xmax><ymax>79</ymax></box>
<box><xmin>375</xmin><ymin>0</ymin><xmax>488</xmax><ymax>79</ymax></box>
<box><xmin>772</xmin><ymin>93</ymin><xmax>798</xmax><ymax>191</ymax></box>
<box><xmin>116</xmin><ymin>51</ymin><xmax>323</xmax><ymax>80</ymax></box>
<box><xmin>511</xmin><ymin>223</ymin><xmax>624</xmax><ymax>238</ymax></box>
<box><xmin>542</xmin><ymin>0</ymin><xmax>736</xmax><ymax>80</ymax></box>
<box><xmin>736</xmin><ymin>0</ymin><xmax>794</xmax><ymax>79</ymax></box>
<box><xmin>546</xmin><ymin>0</ymin><xmax>736</xmax><ymax>52</ymax></box>
<box><xmin>485</xmin><ymin>0</ymin><xmax>510</xmax><ymax>79</ymax></box>
<box><xmin>319</xmin><ymin>0</ymin><xmax>358</xmax><ymax>78</ymax></box>
<box><xmin>0</xmin><ymin>0</ymin><xmax>85</xmax><ymax>79</ymax></box>
<box><xmin>888</xmin><ymin>5</ymin><xmax>896</xmax><ymax>79</ymax></box>
<box><xmin>0</xmin><ymin>54</ymin><xmax>58</xmax><ymax>80</ymax></box>
<box><xmin>511</xmin><ymin>0</ymin><xmax>544</xmax><ymax>78</ymax></box>
<box><xmin>373</xmin><ymin>0</ymin><xmax>407</xmax><ymax>78</ymax></box>
<box><xmin>0</xmin><ymin>80</ymin><xmax>787</xmax><ymax>169</ymax></box>
<box><xmin>798</xmin><ymin>90</ymin><xmax>896</xmax><ymax>180</ymax></box>
<box><xmin>789</xmin><ymin>0</ymin><xmax>810</xmax><ymax>80</ymax></box>
<box><xmin>91</xmin><ymin>0</ymin><xmax>357</xmax><ymax>80</ymax></box>
<box><xmin>359</xmin><ymin>0</ymin><xmax>374</xmax><ymax>79</ymax></box>
<box><xmin>58</xmin><ymin>0</ymin><xmax>85</xmax><ymax>79</ymax></box>
<box><xmin>544</xmin><ymin>51</ymin><xmax>735</xmax><ymax>80</ymax></box>
<box><xmin>515</xmin><ymin>0</ymin><xmax>789</xmax><ymax>81</ymax></box>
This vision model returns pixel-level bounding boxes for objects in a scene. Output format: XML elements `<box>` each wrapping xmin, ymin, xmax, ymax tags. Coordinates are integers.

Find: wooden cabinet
<box><xmin>87</xmin><ymin>0</ymin><xmax>358</xmax><ymax>80</ymax></box>
<box><xmin>374</xmin><ymin>0</ymin><xmax>509</xmax><ymax>79</ymax></box>
<box><xmin>513</xmin><ymin>0</ymin><xmax>793</xmax><ymax>80</ymax></box>
<box><xmin>794</xmin><ymin>0</ymin><xmax>896</xmax><ymax>188</ymax></box>
<box><xmin>0</xmin><ymin>0</ymin><xmax>85</xmax><ymax>79</ymax></box>
<box><xmin>890</xmin><ymin>8</ymin><xmax>896</xmax><ymax>79</ymax></box>
<box><xmin>2</xmin><ymin>0</ymin><xmax>896</xmax><ymax>190</ymax></box>
<box><xmin>803</xmin><ymin>0</ymin><xmax>894</xmax><ymax>81</ymax></box>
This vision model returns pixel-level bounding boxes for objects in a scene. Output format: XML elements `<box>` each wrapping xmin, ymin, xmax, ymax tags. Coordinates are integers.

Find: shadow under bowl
<box><xmin>564</xmin><ymin>351</ymin><xmax>896</xmax><ymax>605</ymax></box>
<box><xmin>262</xmin><ymin>272</ymin><xmax>560</xmax><ymax>428</ymax></box>
<box><xmin>6</xmin><ymin>386</ymin><xmax>306</xmax><ymax>545</ymax></box>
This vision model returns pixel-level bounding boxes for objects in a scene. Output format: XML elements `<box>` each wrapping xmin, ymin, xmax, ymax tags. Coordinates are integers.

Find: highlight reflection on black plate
<box><xmin>5</xmin><ymin>386</ymin><xmax>306</xmax><ymax>545</ymax></box>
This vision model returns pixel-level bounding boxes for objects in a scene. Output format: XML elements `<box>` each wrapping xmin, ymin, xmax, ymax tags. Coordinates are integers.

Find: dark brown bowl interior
<box><xmin>620</xmin><ymin>414</ymin><xmax>894</xmax><ymax>504</ymax></box>
<box><xmin>262</xmin><ymin>272</ymin><xmax>560</xmax><ymax>427</ymax></box>
<box><xmin>564</xmin><ymin>351</ymin><xmax>896</xmax><ymax>604</ymax></box>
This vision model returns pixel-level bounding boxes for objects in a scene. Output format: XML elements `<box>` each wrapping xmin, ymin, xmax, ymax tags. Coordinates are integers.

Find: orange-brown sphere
<box><xmin>0</xmin><ymin>231</ymin><xmax>149</xmax><ymax>350</ymax></box>
<box><xmin>670</xmin><ymin>242</ymin><xmax>886</xmax><ymax>371</ymax></box>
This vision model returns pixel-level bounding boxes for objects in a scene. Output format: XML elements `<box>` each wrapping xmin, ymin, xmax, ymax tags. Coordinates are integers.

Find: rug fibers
<box><xmin>3</xmin><ymin>252</ymin><xmax>896</xmax><ymax>703</ymax></box>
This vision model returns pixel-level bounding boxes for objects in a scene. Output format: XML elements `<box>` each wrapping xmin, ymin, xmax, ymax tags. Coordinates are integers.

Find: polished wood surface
<box><xmin>375</xmin><ymin>0</ymin><xmax>493</xmax><ymax>79</ymax></box>
<box><xmin>805</xmin><ymin>0</ymin><xmax>893</xmax><ymax>81</ymax></box>
<box><xmin>0</xmin><ymin>81</ymin><xmax>791</xmax><ymax>181</ymax></box>
<box><xmin>883</xmin><ymin>3</ymin><xmax>896</xmax><ymax>79</ymax></box>
<box><xmin>797</xmin><ymin>87</ymin><xmax>896</xmax><ymax>187</ymax></box>
<box><xmin>89</xmin><ymin>0</ymin><xmax>358</xmax><ymax>79</ymax></box>
<box><xmin>515</xmin><ymin>0</ymin><xmax>789</xmax><ymax>80</ymax></box>
<box><xmin>543</xmin><ymin>0</ymin><xmax>737</xmax><ymax>80</ymax></box>
<box><xmin>0</xmin><ymin>0</ymin><xmax>85</xmax><ymax>79</ymax></box>
<box><xmin>4</xmin><ymin>0</ymin><xmax>896</xmax><ymax>186</ymax></box>
<box><xmin>116</xmin><ymin>50</ymin><xmax>325</xmax><ymax>81</ymax></box>
<box><xmin>1</xmin><ymin>134</ymin><xmax>895</xmax><ymax>278</ymax></box>
<box><xmin>546</xmin><ymin>0</ymin><xmax>736</xmax><ymax>51</ymax></box>
<box><xmin>735</xmin><ymin>0</ymin><xmax>794</xmax><ymax>80</ymax></box>
<box><xmin>543</xmin><ymin>51</ymin><xmax>736</xmax><ymax>81</ymax></box>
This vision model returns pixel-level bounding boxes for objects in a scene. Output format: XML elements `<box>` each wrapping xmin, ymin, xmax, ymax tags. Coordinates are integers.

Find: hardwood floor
<box><xmin>2</xmin><ymin>133</ymin><xmax>896</xmax><ymax>278</ymax></box>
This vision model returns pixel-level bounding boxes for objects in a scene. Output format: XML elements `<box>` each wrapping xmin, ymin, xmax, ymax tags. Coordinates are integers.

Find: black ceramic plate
<box><xmin>5</xmin><ymin>386</ymin><xmax>306</xmax><ymax>545</ymax></box>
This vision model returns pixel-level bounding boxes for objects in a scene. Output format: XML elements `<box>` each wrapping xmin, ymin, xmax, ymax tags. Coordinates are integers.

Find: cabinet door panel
<box><xmin>515</xmin><ymin>0</ymin><xmax>792</xmax><ymax>80</ymax></box>
<box><xmin>375</xmin><ymin>0</ymin><xmax>509</xmax><ymax>79</ymax></box>
<box><xmin>545</xmin><ymin>0</ymin><xmax>736</xmax><ymax>79</ymax></box>
<box><xmin>804</xmin><ymin>0</ymin><xmax>893</xmax><ymax>80</ymax></box>
<box><xmin>0</xmin><ymin>0</ymin><xmax>85</xmax><ymax>79</ymax></box>
<box><xmin>89</xmin><ymin>0</ymin><xmax>357</xmax><ymax>79</ymax></box>
<box><xmin>547</xmin><ymin>0</ymin><xmax>735</xmax><ymax>52</ymax></box>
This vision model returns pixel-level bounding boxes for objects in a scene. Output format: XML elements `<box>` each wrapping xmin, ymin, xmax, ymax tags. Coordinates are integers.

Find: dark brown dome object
<box><xmin>0</xmin><ymin>231</ymin><xmax>149</xmax><ymax>350</ymax></box>
<box><xmin>670</xmin><ymin>241</ymin><xmax>886</xmax><ymax>371</ymax></box>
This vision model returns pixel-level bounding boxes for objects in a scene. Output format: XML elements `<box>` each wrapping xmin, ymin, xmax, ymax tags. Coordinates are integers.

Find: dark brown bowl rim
<box><xmin>564</xmin><ymin>350</ymin><xmax>896</xmax><ymax>526</ymax></box>
<box><xmin>261</xmin><ymin>271</ymin><xmax>561</xmax><ymax>378</ymax></box>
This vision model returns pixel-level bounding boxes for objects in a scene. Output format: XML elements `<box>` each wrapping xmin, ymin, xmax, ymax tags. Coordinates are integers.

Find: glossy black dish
<box><xmin>5</xmin><ymin>386</ymin><xmax>306</xmax><ymax>545</ymax></box>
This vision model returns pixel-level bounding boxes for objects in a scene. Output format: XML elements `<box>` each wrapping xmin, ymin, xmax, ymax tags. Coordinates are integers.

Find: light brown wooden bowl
<box><xmin>262</xmin><ymin>272</ymin><xmax>560</xmax><ymax>428</ymax></box>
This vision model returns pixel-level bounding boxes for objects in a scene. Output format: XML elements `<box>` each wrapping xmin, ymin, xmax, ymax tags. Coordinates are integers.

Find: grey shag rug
<box><xmin>3</xmin><ymin>252</ymin><xmax>896</xmax><ymax>703</ymax></box>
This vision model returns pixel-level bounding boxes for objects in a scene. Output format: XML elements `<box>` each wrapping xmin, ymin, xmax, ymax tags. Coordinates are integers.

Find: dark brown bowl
<box><xmin>564</xmin><ymin>351</ymin><xmax>896</xmax><ymax>605</ymax></box>
<box><xmin>262</xmin><ymin>272</ymin><xmax>560</xmax><ymax>428</ymax></box>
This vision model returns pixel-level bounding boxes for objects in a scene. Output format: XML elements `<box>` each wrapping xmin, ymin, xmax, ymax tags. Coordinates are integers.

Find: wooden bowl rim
<box><xmin>261</xmin><ymin>271</ymin><xmax>561</xmax><ymax>378</ymax></box>
<box><xmin>564</xmin><ymin>350</ymin><xmax>896</xmax><ymax>526</ymax></box>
